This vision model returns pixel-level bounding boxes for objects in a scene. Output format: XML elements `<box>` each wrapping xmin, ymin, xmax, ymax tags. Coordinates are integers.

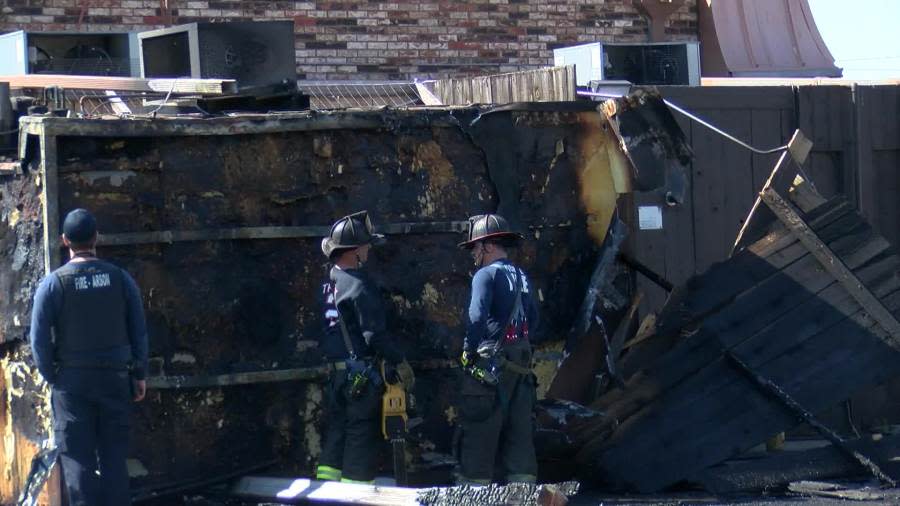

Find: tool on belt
<box><xmin>462</xmin><ymin>267</ymin><xmax>525</xmax><ymax>386</ymax></box>
<box><xmin>333</xmin><ymin>288</ymin><xmax>375</xmax><ymax>399</ymax></box>
<box><xmin>381</xmin><ymin>360</ymin><xmax>410</xmax><ymax>486</ymax></box>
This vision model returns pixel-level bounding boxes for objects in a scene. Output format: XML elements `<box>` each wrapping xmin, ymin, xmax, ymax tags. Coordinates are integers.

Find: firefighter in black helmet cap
<box><xmin>315</xmin><ymin>210</ymin><xmax>414</xmax><ymax>483</ymax></box>
<box><xmin>456</xmin><ymin>213</ymin><xmax>539</xmax><ymax>485</ymax></box>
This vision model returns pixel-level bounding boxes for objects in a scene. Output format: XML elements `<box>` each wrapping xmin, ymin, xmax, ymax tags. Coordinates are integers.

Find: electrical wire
<box><xmin>578</xmin><ymin>90</ymin><xmax>789</xmax><ymax>155</ymax></box>
<box><xmin>144</xmin><ymin>79</ymin><xmax>179</xmax><ymax>118</ymax></box>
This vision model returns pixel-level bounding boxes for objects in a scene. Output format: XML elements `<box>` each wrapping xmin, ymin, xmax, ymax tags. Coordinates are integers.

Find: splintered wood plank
<box><xmin>614</xmin><ymin>200</ymin><xmax>857</xmax><ymax>386</ymax></box>
<box><xmin>591</xmin><ymin>282</ymin><xmax>900</xmax><ymax>492</ymax></box>
<box><xmin>231</xmin><ymin>477</ymin><xmax>419</xmax><ymax>505</ymax></box>
<box><xmin>593</xmin><ymin>216</ymin><xmax>884</xmax><ymax>426</ymax></box>
<box><xmin>585</xmin><ymin>207</ymin><xmax>895</xmax><ymax>440</ymax></box>
<box><xmin>762</xmin><ymin>188</ymin><xmax>900</xmax><ymax>345</ymax></box>
<box><xmin>650</xmin><ymin>286</ymin><xmax>900</xmax><ymax>480</ymax></box>
<box><xmin>582</xmin><ymin>218</ymin><xmax>886</xmax><ymax>453</ymax></box>
<box><xmin>698</xmin><ymin>433</ymin><xmax>900</xmax><ymax>494</ymax></box>
<box><xmin>653</xmin><ymin>198</ymin><xmax>853</xmax><ymax>339</ymax></box>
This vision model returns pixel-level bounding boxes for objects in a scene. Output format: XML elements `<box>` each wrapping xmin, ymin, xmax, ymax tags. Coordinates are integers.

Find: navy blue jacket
<box><xmin>319</xmin><ymin>265</ymin><xmax>402</xmax><ymax>364</ymax></box>
<box><xmin>30</xmin><ymin>259</ymin><xmax>149</xmax><ymax>384</ymax></box>
<box><xmin>464</xmin><ymin>259</ymin><xmax>539</xmax><ymax>354</ymax></box>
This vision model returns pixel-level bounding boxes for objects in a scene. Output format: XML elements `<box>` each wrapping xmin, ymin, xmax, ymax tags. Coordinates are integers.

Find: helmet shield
<box><xmin>321</xmin><ymin>210</ymin><xmax>386</xmax><ymax>258</ymax></box>
<box><xmin>457</xmin><ymin>213</ymin><xmax>524</xmax><ymax>249</ymax></box>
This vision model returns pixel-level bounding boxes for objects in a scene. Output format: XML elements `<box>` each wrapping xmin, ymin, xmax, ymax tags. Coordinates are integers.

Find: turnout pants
<box><xmin>51</xmin><ymin>368</ymin><xmax>133</xmax><ymax>506</ymax></box>
<box><xmin>457</xmin><ymin>344</ymin><xmax>537</xmax><ymax>484</ymax></box>
<box><xmin>317</xmin><ymin>367</ymin><xmax>383</xmax><ymax>482</ymax></box>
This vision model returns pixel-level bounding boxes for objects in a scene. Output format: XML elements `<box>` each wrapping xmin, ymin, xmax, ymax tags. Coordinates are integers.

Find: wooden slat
<box><xmin>590</xmin><ymin>267</ymin><xmax>900</xmax><ymax>492</ymax></box>
<box><xmin>856</xmin><ymin>85</ymin><xmax>878</xmax><ymax>224</ymax></box>
<box><xmin>603</xmin><ymin>222</ymin><xmax>884</xmax><ymax>432</ymax></box>
<box><xmin>40</xmin><ymin>133</ymin><xmax>61</xmax><ymax>273</ymax></box>
<box><xmin>660</xmin><ymin>86</ymin><xmax>796</xmax><ymax>111</ymax></box>
<box><xmin>147</xmin><ymin>366</ymin><xmax>328</xmax><ymax>389</ymax></box>
<box><xmin>761</xmin><ymin>188</ymin><xmax>900</xmax><ymax>343</ymax></box>
<box><xmin>147</xmin><ymin>359</ymin><xmax>456</xmax><ymax>390</ymax></box>
<box><xmin>599</xmin><ymin>290</ymin><xmax>900</xmax><ymax>492</ymax></box>
<box><xmin>97</xmin><ymin>221</ymin><xmax>470</xmax><ymax>246</ymax></box>
<box><xmin>606</xmin><ymin>203</ymin><xmax>872</xmax><ymax>412</ymax></box>
<box><xmin>431</xmin><ymin>66</ymin><xmax>575</xmax><ymax>106</ymax></box>
<box><xmin>231</xmin><ymin>477</ymin><xmax>419</xmax><ymax>505</ymax></box>
<box><xmin>0</xmin><ymin>74</ymin><xmax>238</xmax><ymax>95</ymax></box>
<box><xmin>19</xmin><ymin>112</ymin><xmax>460</xmax><ymax>138</ymax></box>
<box><xmin>620</xmin><ymin>200</ymin><xmax>851</xmax><ymax>379</ymax></box>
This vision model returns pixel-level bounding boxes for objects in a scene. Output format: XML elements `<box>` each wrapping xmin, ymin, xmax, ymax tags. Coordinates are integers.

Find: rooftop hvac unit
<box><xmin>0</xmin><ymin>30</ymin><xmax>140</xmax><ymax>77</ymax></box>
<box><xmin>138</xmin><ymin>21</ymin><xmax>297</xmax><ymax>90</ymax></box>
<box><xmin>553</xmin><ymin>42</ymin><xmax>701</xmax><ymax>87</ymax></box>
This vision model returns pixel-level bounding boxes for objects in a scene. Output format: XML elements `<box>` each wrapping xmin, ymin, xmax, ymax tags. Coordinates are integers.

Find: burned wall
<box><xmin>0</xmin><ymin>168</ymin><xmax>52</xmax><ymax>502</ymax></box>
<box><xmin>2</xmin><ymin>105</ymin><xmax>626</xmax><ymax>491</ymax></box>
<box><xmin>0</xmin><ymin>169</ymin><xmax>44</xmax><ymax>345</ymax></box>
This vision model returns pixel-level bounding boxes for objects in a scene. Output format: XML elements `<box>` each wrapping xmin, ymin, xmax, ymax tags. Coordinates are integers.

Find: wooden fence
<box><xmin>630</xmin><ymin>84</ymin><xmax>900</xmax><ymax>315</ymax></box>
<box><xmin>431</xmin><ymin>65</ymin><xmax>576</xmax><ymax>105</ymax></box>
<box><xmin>626</xmin><ymin>84</ymin><xmax>900</xmax><ymax>432</ymax></box>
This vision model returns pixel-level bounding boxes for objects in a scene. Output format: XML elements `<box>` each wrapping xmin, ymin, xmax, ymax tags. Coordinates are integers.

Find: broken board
<box><xmin>575</xmin><ymin>182</ymin><xmax>900</xmax><ymax>492</ymax></box>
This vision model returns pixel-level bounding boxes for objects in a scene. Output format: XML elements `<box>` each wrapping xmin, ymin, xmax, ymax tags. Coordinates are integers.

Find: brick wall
<box><xmin>0</xmin><ymin>0</ymin><xmax>698</xmax><ymax>81</ymax></box>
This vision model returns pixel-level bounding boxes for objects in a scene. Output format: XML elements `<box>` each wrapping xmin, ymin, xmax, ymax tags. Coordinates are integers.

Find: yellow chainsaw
<box><xmin>381</xmin><ymin>360</ymin><xmax>409</xmax><ymax>486</ymax></box>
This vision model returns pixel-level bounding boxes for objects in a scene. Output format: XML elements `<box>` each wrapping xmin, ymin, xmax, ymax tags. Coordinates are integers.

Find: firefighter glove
<box><xmin>396</xmin><ymin>360</ymin><xmax>415</xmax><ymax>388</ymax></box>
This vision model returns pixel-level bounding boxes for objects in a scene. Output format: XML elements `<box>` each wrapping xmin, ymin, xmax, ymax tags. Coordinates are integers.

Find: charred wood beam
<box><xmin>417</xmin><ymin>481</ymin><xmax>580</xmax><ymax>506</ymax></box>
<box><xmin>147</xmin><ymin>359</ymin><xmax>458</xmax><ymax>390</ymax></box>
<box><xmin>697</xmin><ymin>433</ymin><xmax>900</xmax><ymax>494</ymax></box>
<box><xmin>97</xmin><ymin>222</ymin><xmax>471</xmax><ymax>246</ymax></box>
<box><xmin>0</xmin><ymin>162</ymin><xmax>21</xmax><ymax>175</ymax></box>
<box><xmin>132</xmin><ymin>459</ymin><xmax>278</xmax><ymax>503</ymax></box>
<box><xmin>724</xmin><ymin>351</ymin><xmax>898</xmax><ymax>487</ymax></box>
<box><xmin>787</xmin><ymin>481</ymin><xmax>886</xmax><ymax>501</ymax></box>
<box><xmin>39</xmin><ymin>133</ymin><xmax>60</xmax><ymax>272</ymax></box>
<box><xmin>19</xmin><ymin>111</ymin><xmax>466</xmax><ymax>138</ymax></box>
<box><xmin>618</xmin><ymin>254</ymin><xmax>673</xmax><ymax>292</ymax></box>
<box><xmin>603</xmin><ymin>293</ymin><xmax>643</xmax><ymax>387</ymax></box>
<box><xmin>565</xmin><ymin>217</ymin><xmax>627</xmax><ymax>353</ymax></box>
<box><xmin>732</xmin><ymin>129</ymin><xmax>814</xmax><ymax>255</ymax></box>
<box><xmin>146</xmin><ymin>366</ymin><xmax>329</xmax><ymax>389</ymax></box>
<box><xmin>760</xmin><ymin>188</ymin><xmax>900</xmax><ymax>345</ymax></box>
<box><xmin>231</xmin><ymin>476</ymin><xmax>579</xmax><ymax>506</ymax></box>
<box><xmin>230</xmin><ymin>476</ymin><xmax>420</xmax><ymax>505</ymax></box>
<box><xmin>1</xmin><ymin>74</ymin><xmax>237</xmax><ymax>95</ymax></box>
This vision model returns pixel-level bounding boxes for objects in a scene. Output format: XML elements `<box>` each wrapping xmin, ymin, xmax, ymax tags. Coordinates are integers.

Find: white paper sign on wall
<box><xmin>638</xmin><ymin>205</ymin><xmax>663</xmax><ymax>230</ymax></box>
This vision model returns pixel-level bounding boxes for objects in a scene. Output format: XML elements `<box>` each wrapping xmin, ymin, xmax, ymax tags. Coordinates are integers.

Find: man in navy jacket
<box><xmin>30</xmin><ymin>208</ymin><xmax>148</xmax><ymax>505</ymax></box>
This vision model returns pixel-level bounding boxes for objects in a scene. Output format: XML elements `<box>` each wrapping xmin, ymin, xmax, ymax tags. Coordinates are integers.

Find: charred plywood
<box><xmin>0</xmin><ymin>169</ymin><xmax>44</xmax><ymax>345</ymax></box>
<box><xmin>0</xmin><ymin>100</ymin><xmax>673</xmax><ymax>499</ymax></box>
<box><xmin>574</xmin><ymin>177</ymin><xmax>900</xmax><ymax>492</ymax></box>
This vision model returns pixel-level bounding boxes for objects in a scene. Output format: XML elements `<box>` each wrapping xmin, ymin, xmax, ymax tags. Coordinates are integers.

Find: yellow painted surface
<box><xmin>533</xmin><ymin>341</ymin><xmax>565</xmax><ymax>400</ymax></box>
<box><xmin>0</xmin><ymin>352</ymin><xmax>56</xmax><ymax>505</ymax></box>
<box><xmin>575</xmin><ymin>112</ymin><xmax>627</xmax><ymax>245</ymax></box>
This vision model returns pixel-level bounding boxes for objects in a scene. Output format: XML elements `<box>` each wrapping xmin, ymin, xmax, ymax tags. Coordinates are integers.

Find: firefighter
<box><xmin>315</xmin><ymin>210</ymin><xmax>414</xmax><ymax>483</ymax></box>
<box><xmin>456</xmin><ymin>213</ymin><xmax>539</xmax><ymax>485</ymax></box>
<box><xmin>29</xmin><ymin>208</ymin><xmax>149</xmax><ymax>506</ymax></box>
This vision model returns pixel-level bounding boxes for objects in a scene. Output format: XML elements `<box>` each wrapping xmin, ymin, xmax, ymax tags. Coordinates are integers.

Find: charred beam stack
<box><xmin>574</xmin><ymin>172</ymin><xmax>900</xmax><ymax>492</ymax></box>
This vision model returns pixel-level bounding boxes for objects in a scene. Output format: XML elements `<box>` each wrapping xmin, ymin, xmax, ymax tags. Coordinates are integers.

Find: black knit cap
<box><xmin>62</xmin><ymin>208</ymin><xmax>97</xmax><ymax>243</ymax></box>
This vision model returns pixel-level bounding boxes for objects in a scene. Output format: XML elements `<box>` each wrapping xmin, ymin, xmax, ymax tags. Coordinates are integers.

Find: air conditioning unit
<box><xmin>138</xmin><ymin>21</ymin><xmax>296</xmax><ymax>90</ymax></box>
<box><xmin>553</xmin><ymin>42</ymin><xmax>701</xmax><ymax>87</ymax></box>
<box><xmin>0</xmin><ymin>30</ymin><xmax>140</xmax><ymax>77</ymax></box>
